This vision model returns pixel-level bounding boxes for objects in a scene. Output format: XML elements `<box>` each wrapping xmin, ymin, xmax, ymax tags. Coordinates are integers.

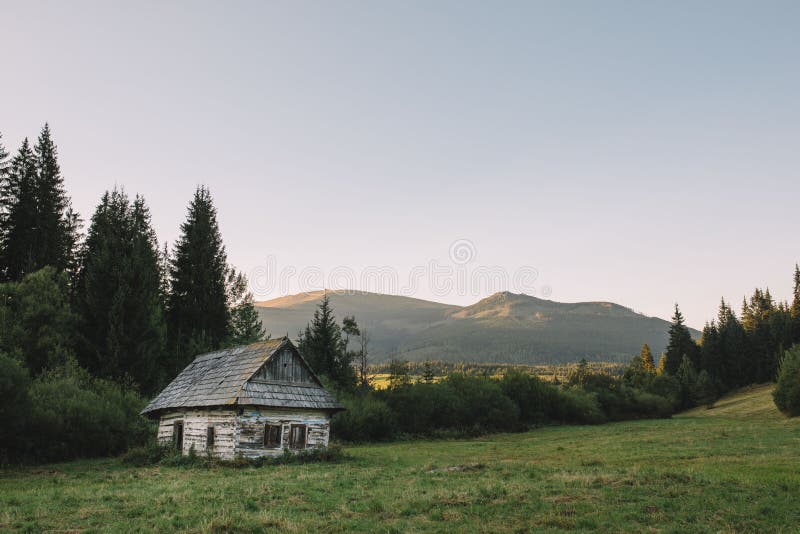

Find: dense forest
<box><xmin>0</xmin><ymin>126</ymin><xmax>265</xmax><ymax>463</ymax></box>
<box><xmin>1</xmin><ymin>125</ymin><xmax>798</xmax><ymax>464</ymax></box>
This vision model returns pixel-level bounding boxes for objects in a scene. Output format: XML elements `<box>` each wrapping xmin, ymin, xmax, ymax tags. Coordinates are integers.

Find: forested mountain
<box><xmin>256</xmin><ymin>290</ymin><xmax>698</xmax><ymax>363</ymax></box>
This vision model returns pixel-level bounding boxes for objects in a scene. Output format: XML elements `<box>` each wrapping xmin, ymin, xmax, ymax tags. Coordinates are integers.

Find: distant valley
<box><xmin>255</xmin><ymin>291</ymin><xmax>699</xmax><ymax>364</ymax></box>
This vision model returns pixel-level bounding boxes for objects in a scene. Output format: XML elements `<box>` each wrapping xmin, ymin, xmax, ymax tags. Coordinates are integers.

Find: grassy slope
<box><xmin>2</xmin><ymin>384</ymin><xmax>798</xmax><ymax>533</ymax></box>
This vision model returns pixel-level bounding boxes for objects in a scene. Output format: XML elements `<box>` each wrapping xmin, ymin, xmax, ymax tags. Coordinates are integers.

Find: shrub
<box><xmin>444</xmin><ymin>374</ymin><xmax>520</xmax><ymax>433</ymax></box>
<box><xmin>332</xmin><ymin>395</ymin><xmax>396</xmax><ymax>442</ymax></box>
<box><xmin>0</xmin><ymin>353</ymin><xmax>31</xmax><ymax>464</ymax></box>
<box><xmin>555</xmin><ymin>388</ymin><xmax>606</xmax><ymax>424</ymax></box>
<box><xmin>499</xmin><ymin>371</ymin><xmax>563</xmax><ymax>425</ymax></box>
<box><xmin>121</xmin><ymin>440</ymin><xmax>171</xmax><ymax>466</ymax></box>
<box><xmin>774</xmin><ymin>345</ymin><xmax>800</xmax><ymax>416</ymax></box>
<box><xmin>381</xmin><ymin>381</ymin><xmax>462</xmax><ymax>435</ymax></box>
<box><xmin>27</xmin><ymin>360</ymin><xmax>151</xmax><ymax>462</ymax></box>
<box><xmin>647</xmin><ymin>374</ymin><xmax>682</xmax><ymax>410</ymax></box>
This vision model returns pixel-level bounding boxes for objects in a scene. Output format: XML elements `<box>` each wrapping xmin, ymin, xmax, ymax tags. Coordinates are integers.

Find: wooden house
<box><xmin>141</xmin><ymin>337</ymin><xmax>343</xmax><ymax>459</ymax></box>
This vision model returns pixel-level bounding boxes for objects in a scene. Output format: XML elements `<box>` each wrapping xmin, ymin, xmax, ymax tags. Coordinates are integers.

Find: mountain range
<box><xmin>255</xmin><ymin>290</ymin><xmax>699</xmax><ymax>364</ymax></box>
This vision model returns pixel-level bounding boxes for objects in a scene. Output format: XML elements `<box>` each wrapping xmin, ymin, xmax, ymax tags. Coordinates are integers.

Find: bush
<box><xmin>332</xmin><ymin>395</ymin><xmax>396</xmax><ymax>442</ymax></box>
<box><xmin>499</xmin><ymin>371</ymin><xmax>563</xmax><ymax>425</ymax></box>
<box><xmin>121</xmin><ymin>440</ymin><xmax>171</xmax><ymax>466</ymax></box>
<box><xmin>380</xmin><ymin>382</ymin><xmax>462</xmax><ymax>435</ymax></box>
<box><xmin>27</xmin><ymin>360</ymin><xmax>151</xmax><ymax>462</ymax></box>
<box><xmin>554</xmin><ymin>388</ymin><xmax>606</xmax><ymax>424</ymax></box>
<box><xmin>0</xmin><ymin>353</ymin><xmax>31</xmax><ymax>464</ymax></box>
<box><xmin>774</xmin><ymin>345</ymin><xmax>800</xmax><ymax>416</ymax></box>
<box><xmin>444</xmin><ymin>374</ymin><xmax>520</xmax><ymax>433</ymax></box>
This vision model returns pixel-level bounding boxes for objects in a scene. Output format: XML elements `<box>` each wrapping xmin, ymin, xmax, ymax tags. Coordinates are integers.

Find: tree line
<box><xmin>316</xmin><ymin>268</ymin><xmax>800</xmax><ymax>441</ymax></box>
<box><xmin>0</xmin><ymin>125</ymin><xmax>265</xmax><ymax>463</ymax></box>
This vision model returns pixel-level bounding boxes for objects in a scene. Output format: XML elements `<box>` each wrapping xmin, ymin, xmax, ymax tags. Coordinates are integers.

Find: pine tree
<box><xmin>675</xmin><ymin>354</ymin><xmax>698</xmax><ymax>409</ymax></box>
<box><xmin>1</xmin><ymin>139</ymin><xmax>38</xmax><ymax>280</ymax></box>
<box><xmin>32</xmin><ymin>124</ymin><xmax>78</xmax><ymax>275</ymax></box>
<box><xmin>662</xmin><ymin>304</ymin><xmax>699</xmax><ymax>375</ymax></box>
<box><xmin>0</xmin><ymin>127</ymin><xmax>78</xmax><ymax>281</ymax></box>
<box><xmin>741</xmin><ymin>288</ymin><xmax>778</xmax><ymax>382</ymax></box>
<box><xmin>0</xmin><ymin>133</ymin><xmax>9</xmax><ymax>231</ymax></box>
<box><xmin>717</xmin><ymin>298</ymin><xmax>747</xmax><ymax>387</ymax></box>
<box><xmin>699</xmin><ymin>321</ymin><xmax>723</xmax><ymax>382</ymax></box>
<box><xmin>167</xmin><ymin>187</ymin><xmax>230</xmax><ymax>373</ymax></box>
<box><xmin>75</xmin><ymin>190</ymin><xmax>166</xmax><ymax>393</ymax></box>
<box><xmin>640</xmin><ymin>343</ymin><xmax>656</xmax><ymax>372</ymax></box>
<box><xmin>226</xmin><ymin>268</ymin><xmax>265</xmax><ymax>346</ymax></box>
<box><xmin>791</xmin><ymin>265</ymin><xmax>800</xmax><ymax>345</ymax></box>
<box><xmin>623</xmin><ymin>343</ymin><xmax>656</xmax><ymax>387</ymax></box>
<box><xmin>296</xmin><ymin>294</ymin><xmax>356</xmax><ymax>389</ymax></box>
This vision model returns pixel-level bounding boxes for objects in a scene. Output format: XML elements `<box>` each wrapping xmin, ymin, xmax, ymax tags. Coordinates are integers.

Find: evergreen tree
<box><xmin>32</xmin><ymin>124</ymin><xmax>78</xmax><ymax>275</ymax></box>
<box><xmin>1</xmin><ymin>139</ymin><xmax>38</xmax><ymax>280</ymax></box>
<box><xmin>0</xmin><ymin>133</ymin><xmax>10</xmax><ymax>236</ymax></box>
<box><xmin>662</xmin><ymin>304</ymin><xmax>698</xmax><ymax>375</ymax></box>
<box><xmin>226</xmin><ymin>268</ymin><xmax>265</xmax><ymax>346</ymax></box>
<box><xmin>741</xmin><ymin>288</ymin><xmax>778</xmax><ymax>382</ymax></box>
<box><xmin>0</xmin><ymin>127</ymin><xmax>78</xmax><ymax>281</ymax></box>
<box><xmin>387</xmin><ymin>358</ymin><xmax>411</xmax><ymax>389</ymax></box>
<box><xmin>699</xmin><ymin>321</ymin><xmax>723</xmax><ymax>382</ymax></box>
<box><xmin>623</xmin><ymin>343</ymin><xmax>656</xmax><ymax>387</ymax></box>
<box><xmin>717</xmin><ymin>299</ymin><xmax>747</xmax><ymax>387</ymax></box>
<box><xmin>792</xmin><ymin>265</ymin><xmax>800</xmax><ymax>344</ymax></box>
<box><xmin>75</xmin><ymin>190</ymin><xmax>166</xmax><ymax>393</ymax></box>
<box><xmin>640</xmin><ymin>343</ymin><xmax>656</xmax><ymax>372</ymax></box>
<box><xmin>167</xmin><ymin>187</ymin><xmax>230</xmax><ymax>373</ymax></box>
<box><xmin>296</xmin><ymin>294</ymin><xmax>356</xmax><ymax>389</ymax></box>
<box><xmin>675</xmin><ymin>354</ymin><xmax>698</xmax><ymax>409</ymax></box>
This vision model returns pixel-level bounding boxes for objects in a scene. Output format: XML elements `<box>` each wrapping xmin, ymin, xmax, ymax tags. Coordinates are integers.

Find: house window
<box><xmin>264</xmin><ymin>424</ymin><xmax>282</xmax><ymax>448</ymax></box>
<box><xmin>289</xmin><ymin>424</ymin><xmax>307</xmax><ymax>450</ymax></box>
<box><xmin>206</xmin><ymin>426</ymin><xmax>215</xmax><ymax>449</ymax></box>
<box><xmin>173</xmin><ymin>421</ymin><xmax>184</xmax><ymax>451</ymax></box>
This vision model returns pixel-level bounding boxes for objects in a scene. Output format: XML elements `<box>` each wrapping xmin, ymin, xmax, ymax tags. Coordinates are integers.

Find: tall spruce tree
<box><xmin>1</xmin><ymin>138</ymin><xmax>38</xmax><ymax>280</ymax></box>
<box><xmin>0</xmin><ymin>126</ymin><xmax>78</xmax><ymax>281</ymax></box>
<box><xmin>226</xmin><ymin>268</ymin><xmax>265</xmax><ymax>346</ymax></box>
<box><xmin>741</xmin><ymin>288</ymin><xmax>778</xmax><ymax>382</ymax></box>
<box><xmin>75</xmin><ymin>190</ymin><xmax>166</xmax><ymax>393</ymax></box>
<box><xmin>792</xmin><ymin>265</ymin><xmax>800</xmax><ymax>345</ymax></box>
<box><xmin>717</xmin><ymin>298</ymin><xmax>747</xmax><ymax>387</ymax></box>
<box><xmin>32</xmin><ymin>124</ymin><xmax>78</xmax><ymax>275</ymax></box>
<box><xmin>167</xmin><ymin>186</ymin><xmax>229</xmax><ymax>372</ymax></box>
<box><xmin>0</xmin><ymin>132</ymin><xmax>8</xmax><ymax>193</ymax></box>
<box><xmin>662</xmin><ymin>304</ymin><xmax>698</xmax><ymax>375</ymax></box>
<box><xmin>296</xmin><ymin>294</ymin><xmax>356</xmax><ymax>389</ymax></box>
<box><xmin>699</xmin><ymin>321</ymin><xmax>723</xmax><ymax>383</ymax></box>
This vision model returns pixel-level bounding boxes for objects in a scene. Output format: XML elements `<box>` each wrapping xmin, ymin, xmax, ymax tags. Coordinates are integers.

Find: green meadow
<box><xmin>2</xmin><ymin>384</ymin><xmax>798</xmax><ymax>533</ymax></box>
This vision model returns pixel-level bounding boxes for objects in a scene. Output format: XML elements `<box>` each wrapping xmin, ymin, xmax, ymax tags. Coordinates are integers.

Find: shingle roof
<box><xmin>141</xmin><ymin>338</ymin><xmax>343</xmax><ymax>415</ymax></box>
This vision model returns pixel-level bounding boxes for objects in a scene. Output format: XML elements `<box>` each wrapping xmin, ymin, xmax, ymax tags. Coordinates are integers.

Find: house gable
<box><xmin>249</xmin><ymin>344</ymin><xmax>319</xmax><ymax>386</ymax></box>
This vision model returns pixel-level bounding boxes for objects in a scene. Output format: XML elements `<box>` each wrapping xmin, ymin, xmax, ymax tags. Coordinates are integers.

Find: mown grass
<box><xmin>1</xmin><ymin>384</ymin><xmax>798</xmax><ymax>532</ymax></box>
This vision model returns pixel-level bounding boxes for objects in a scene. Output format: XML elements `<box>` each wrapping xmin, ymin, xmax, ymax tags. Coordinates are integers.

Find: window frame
<box><xmin>173</xmin><ymin>421</ymin><xmax>184</xmax><ymax>451</ymax></box>
<box><xmin>206</xmin><ymin>426</ymin><xmax>215</xmax><ymax>449</ymax></box>
<box><xmin>289</xmin><ymin>424</ymin><xmax>307</xmax><ymax>450</ymax></box>
<box><xmin>264</xmin><ymin>423</ymin><xmax>282</xmax><ymax>449</ymax></box>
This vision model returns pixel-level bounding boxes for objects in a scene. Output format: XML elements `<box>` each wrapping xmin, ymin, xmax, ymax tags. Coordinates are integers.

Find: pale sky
<box><xmin>2</xmin><ymin>1</ymin><xmax>799</xmax><ymax>329</ymax></box>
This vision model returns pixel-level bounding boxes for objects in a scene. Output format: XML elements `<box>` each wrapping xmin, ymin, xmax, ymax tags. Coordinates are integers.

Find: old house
<box><xmin>141</xmin><ymin>337</ymin><xmax>343</xmax><ymax>459</ymax></box>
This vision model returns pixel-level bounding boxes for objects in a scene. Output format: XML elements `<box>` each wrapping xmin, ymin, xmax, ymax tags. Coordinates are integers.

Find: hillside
<box><xmin>256</xmin><ymin>290</ymin><xmax>699</xmax><ymax>364</ymax></box>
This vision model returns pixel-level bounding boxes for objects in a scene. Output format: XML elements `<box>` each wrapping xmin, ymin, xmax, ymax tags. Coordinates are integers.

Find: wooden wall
<box><xmin>156</xmin><ymin>409</ymin><xmax>237</xmax><ymax>459</ymax></box>
<box><xmin>156</xmin><ymin>406</ymin><xmax>330</xmax><ymax>460</ymax></box>
<box><xmin>251</xmin><ymin>348</ymin><xmax>314</xmax><ymax>384</ymax></box>
<box><xmin>235</xmin><ymin>407</ymin><xmax>330</xmax><ymax>459</ymax></box>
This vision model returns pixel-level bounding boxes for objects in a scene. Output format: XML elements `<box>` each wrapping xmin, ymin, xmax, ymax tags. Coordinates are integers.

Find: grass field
<box><xmin>2</xmin><ymin>384</ymin><xmax>798</xmax><ymax>532</ymax></box>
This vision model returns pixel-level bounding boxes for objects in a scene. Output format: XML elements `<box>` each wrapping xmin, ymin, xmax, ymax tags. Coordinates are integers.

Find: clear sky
<box><xmin>2</xmin><ymin>1</ymin><xmax>798</xmax><ymax>329</ymax></box>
